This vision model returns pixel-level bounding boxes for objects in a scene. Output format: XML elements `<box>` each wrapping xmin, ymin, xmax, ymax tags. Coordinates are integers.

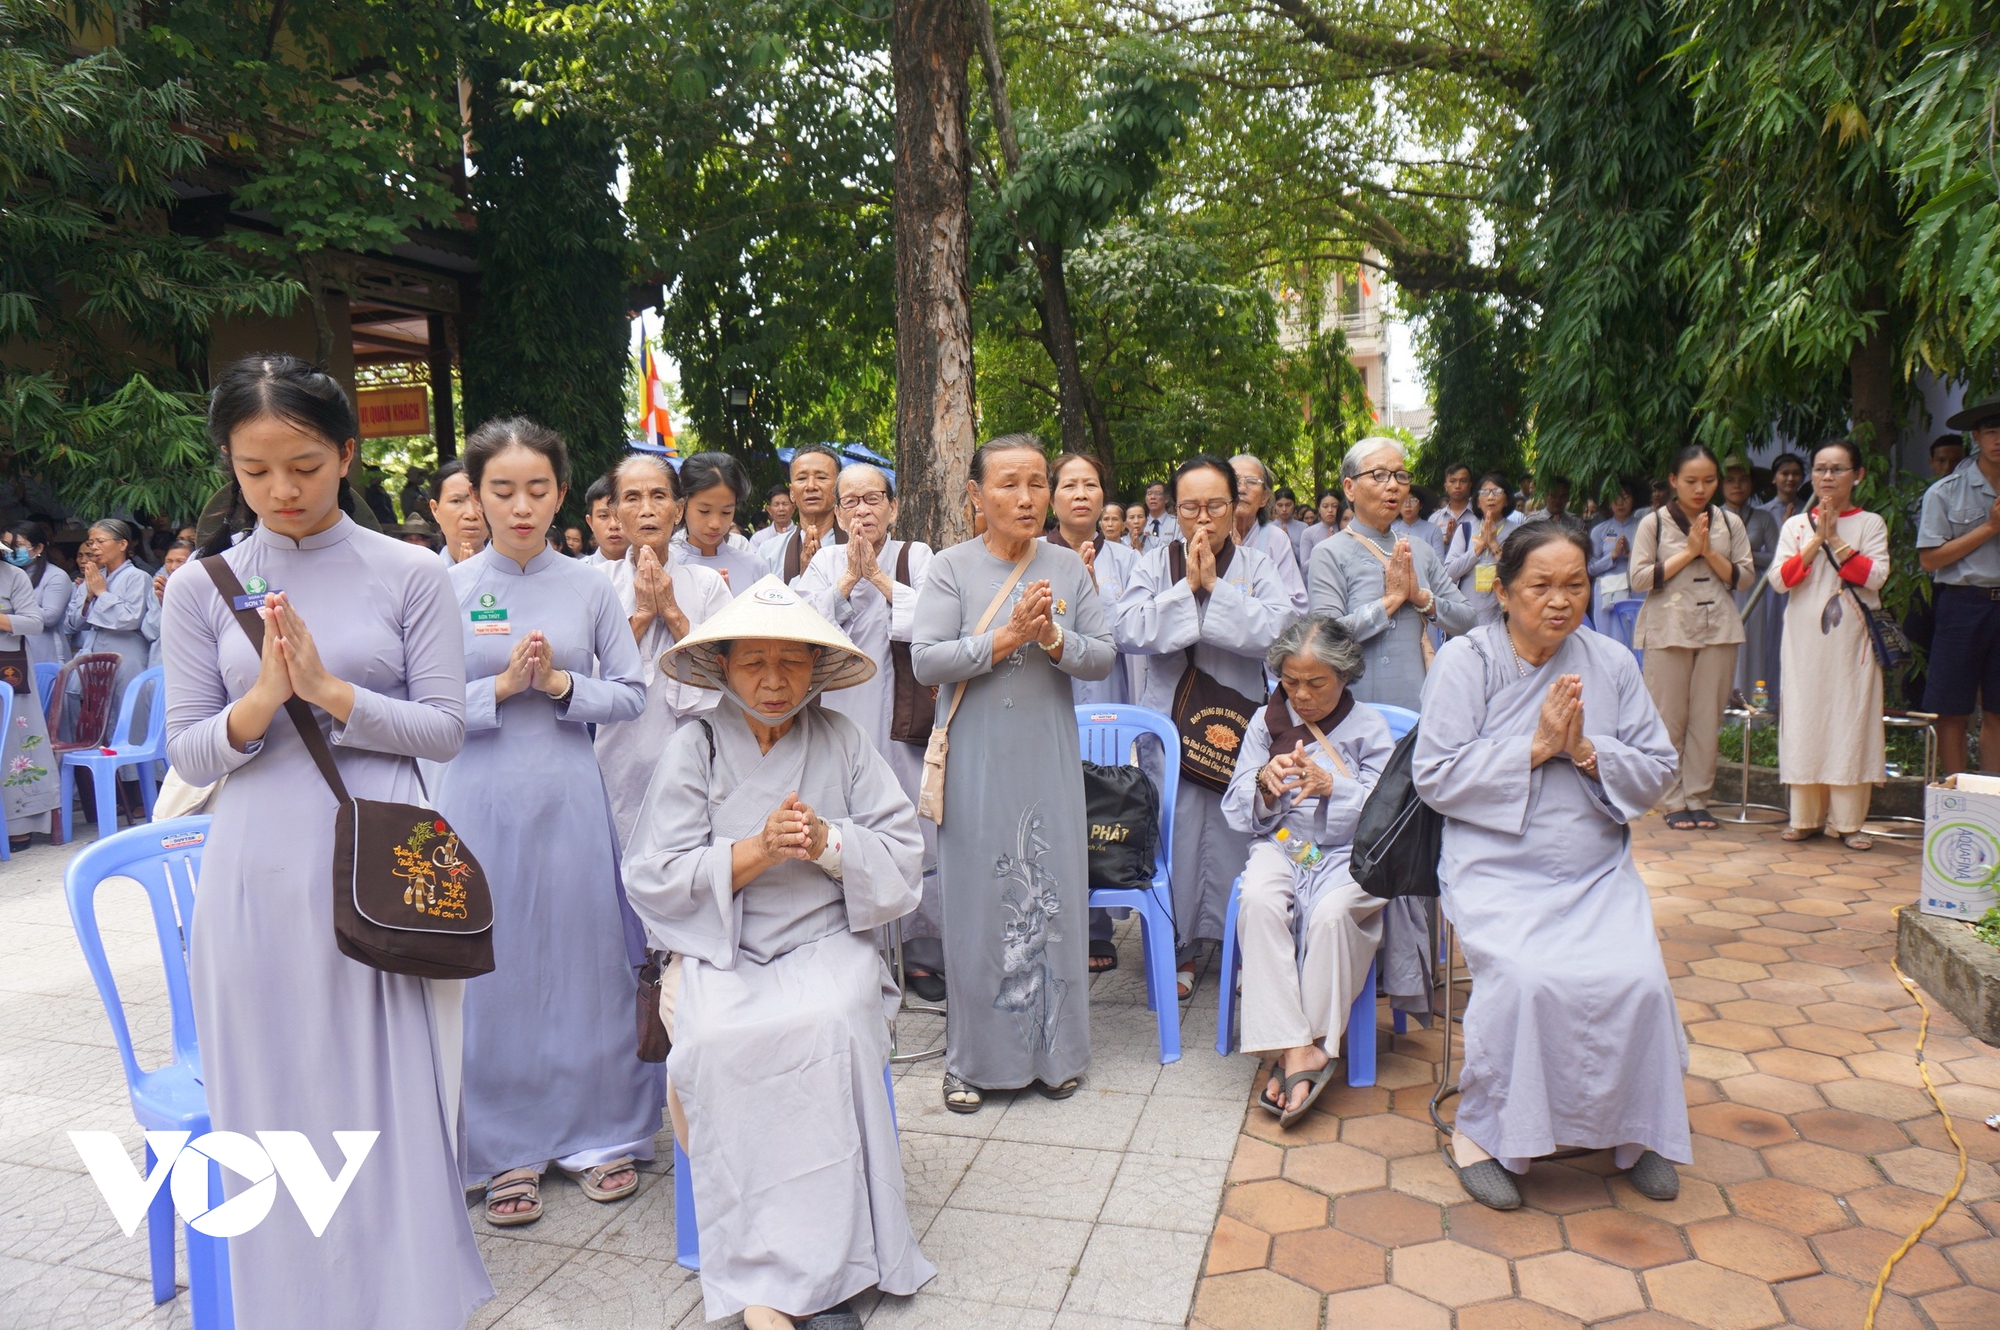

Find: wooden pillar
<box><xmin>427</xmin><ymin>313</ymin><xmax>458</xmax><ymax>460</ymax></box>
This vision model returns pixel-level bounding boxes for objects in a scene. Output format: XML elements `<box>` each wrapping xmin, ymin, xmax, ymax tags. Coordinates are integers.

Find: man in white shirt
<box><xmin>748</xmin><ymin>484</ymin><xmax>795</xmax><ymax>553</ymax></box>
<box><xmin>1429</xmin><ymin>462</ymin><xmax>1475</xmax><ymax>552</ymax></box>
<box><xmin>1136</xmin><ymin>480</ymin><xmax>1174</xmax><ymax>552</ymax></box>
<box><xmin>581</xmin><ymin>474</ymin><xmax>626</xmax><ymax>567</ymax></box>
<box><xmin>764</xmin><ymin>446</ymin><xmax>846</xmax><ymax>583</ymax></box>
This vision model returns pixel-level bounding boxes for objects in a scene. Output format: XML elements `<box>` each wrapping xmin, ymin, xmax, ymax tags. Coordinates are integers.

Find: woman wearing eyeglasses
<box><xmin>1117</xmin><ymin>455</ymin><xmax>1298</xmax><ymax>999</ymax></box>
<box><xmin>1442</xmin><ymin>473</ymin><xmax>1525</xmax><ymax>628</ymax></box>
<box><xmin>1768</xmin><ymin>439</ymin><xmax>1890</xmax><ymax>848</ymax></box>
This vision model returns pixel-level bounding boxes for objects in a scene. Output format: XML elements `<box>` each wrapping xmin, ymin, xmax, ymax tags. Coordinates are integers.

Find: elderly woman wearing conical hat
<box><xmin>621</xmin><ymin>576</ymin><xmax>935</xmax><ymax>1330</ymax></box>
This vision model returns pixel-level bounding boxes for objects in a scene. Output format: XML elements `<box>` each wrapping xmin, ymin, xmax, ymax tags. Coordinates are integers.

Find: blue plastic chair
<box><xmin>1608</xmin><ymin>598</ymin><xmax>1642</xmax><ymax>663</ymax></box>
<box><xmin>61</xmin><ymin>665</ymin><xmax>167</xmax><ymax>841</ymax></box>
<box><xmin>673</xmin><ymin>1064</ymin><xmax>897</xmax><ymax>1271</ymax></box>
<box><xmin>1075</xmin><ymin>703</ymin><xmax>1182</xmax><ymax>1064</ymax></box>
<box><xmin>34</xmin><ymin>660</ymin><xmax>58</xmax><ymax>705</ymax></box>
<box><xmin>64</xmin><ymin>817</ymin><xmax>233</xmax><ymax>1328</ymax></box>
<box><xmin>1213</xmin><ymin>701</ymin><xmax>1421</xmax><ymax>1081</ymax></box>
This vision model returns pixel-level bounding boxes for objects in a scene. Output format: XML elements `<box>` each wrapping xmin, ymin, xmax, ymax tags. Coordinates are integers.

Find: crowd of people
<box><xmin>7</xmin><ymin>347</ymin><xmax>1997</xmax><ymax>1330</ymax></box>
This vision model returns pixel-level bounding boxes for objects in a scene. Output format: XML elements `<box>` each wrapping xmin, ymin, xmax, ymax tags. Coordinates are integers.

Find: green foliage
<box><xmin>1671</xmin><ymin>0</ymin><xmax>1914</xmax><ymax>452</ymax></box>
<box><xmin>1890</xmin><ymin>1</ymin><xmax>2000</xmax><ymax>393</ymax></box>
<box><xmin>975</xmin><ymin>220</ymin><xmax>1301</xmax><ymax>490</ymax></box>
<box><xmin>1408</xmin><ymin>288</ymin><xmax>1531</xmax><ymax>487</ymax></box>
<box><xmin>970</xmin><ymin>49</ymin><xmax>1198</xmax><ymax>275</ymax></box>
<box><xmin>460</xmin><ymin>62</ymin><xmax>633</xmax><ymax>495</ymax></box>
<box><xmin>1975</xmin><ymin>907</ymin><xmax>2000</xmax><ymax>948</ymax></box>
<box><xmin>1511</xmin><ymin>0</ymin><xmax>1697</xmax><ymax>487</ymax></box>
<box><xmin>502</xmin><ymin>0</ymin><xmax>899</xmax><ymax>473</ymax></box>
<box><xmin>111</xmin><ymin>0</ymin><xmax>470</xmax><ymax>274</ymax></box>
<box><xmin>0</xmin><ymin>0</ymin><xmax>295</xmax><ymax>518</ymax></box>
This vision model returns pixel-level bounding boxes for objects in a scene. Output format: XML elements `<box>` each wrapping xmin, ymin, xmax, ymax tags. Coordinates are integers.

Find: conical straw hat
<box><xmin>659</xmin><ymin>574</ymin><xmax>877</xmax><ymax>693</ymax></box>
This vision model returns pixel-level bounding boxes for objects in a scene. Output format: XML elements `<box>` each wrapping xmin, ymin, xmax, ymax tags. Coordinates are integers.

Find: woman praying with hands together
<box><xmin>430</xmin><ymin>419</ymin><xmax>659</xmax><ymax>1229</ymax></box>
<box><xmin>1414</xmin><ymin>522</ymin><xmax>1685</xmax><ymax>1212</ymax></box>
<box><xmin>162</xmin><ymin>354</ymin><xmax>490</xmax><ymax>1328</ymax></box>
<box><xmin>593</xmin><ymin>453</ymin><xmax>732</xmax><ymax>849</ymax></box>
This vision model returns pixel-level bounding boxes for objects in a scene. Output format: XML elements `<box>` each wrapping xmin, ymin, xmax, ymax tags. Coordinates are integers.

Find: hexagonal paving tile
<box><xmin>1267</xmin><ymin>1226</ymin><xmax>1384</xmax><ymax>1294</ymax></box>
<box><xmin>1684</xmin><ymin>1215</ymin><xmax>1819</xmax><ymax>1282</ymax></box>
<box><xmin>1565</xmin><ymin>1207</ymin><xmax>1688</xmax><ymax>1269</ymax></box>
<box><xmin>1516</xmin><ymin>1250</ymin><xmax>1646</xmax><ymax>1321</ymax></box>
<box><xmin>1390</xmin><ymin>1238</ymin><xmax>1511</xmax><ymax>1307</ymax></box>
<box><xmin>1644</xmin><ymin>1259</ymin><xmax>1785</xmax><ymax>1330</ymax></box>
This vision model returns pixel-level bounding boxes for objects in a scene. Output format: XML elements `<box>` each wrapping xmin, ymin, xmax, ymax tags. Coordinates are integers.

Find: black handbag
<box><xmin>1349</xmin><ymin>725</ymin><xmax>1444</xmax><ymax>900</ymax></box>
<box><xmin>1082</xmin><ymin>760</ymin><xmax>1159</xmax><ymax>892</ymax></box>
<box><xmin>202</xmin><ymin>557</ymin><xmax>496</xmax><ymax>979</ymax></box>
<box><xmin>1165</xmin><ymin>542</ymin><xmax>1262</xmax><ymax>794</ymax></box>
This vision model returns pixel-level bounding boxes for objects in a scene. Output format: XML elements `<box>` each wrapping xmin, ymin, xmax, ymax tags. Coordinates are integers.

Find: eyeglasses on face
<box><xmin>1176</xmin><ymin>499</ymin><xmax>1235</xmax><ymax>518</ymax></box>
<box><xmin>1810</xmin><ymin>466</ymin><xmax>1854</xmax><ymax>478</ymax></box>
<box><xmin>837</xmin><ymin>491</ymin><xmax>891</xmax><ymax>511</ymax></box>
<box><xmin>1478</xmin><ymin>487</ymin><xmax>1507</xmax><ymax>497</ymax></box>
<box><xmin>1354</xmin><ymin>469</ymin><xmax>1413</xmax><ymax>487</ymax></box>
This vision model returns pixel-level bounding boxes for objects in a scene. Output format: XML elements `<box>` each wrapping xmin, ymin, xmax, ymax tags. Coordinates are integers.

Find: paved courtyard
<box><xmin>3</xmin><ymin>816</ymin><xmax>1998</xmax><ymax>1329</ymax></box>
<box><xmin>0</xmin><ymin>832</ymin><xmax>1250</xmax><ymax>1330</ymax></box>
<box><xmin>1193</xmin><ymin>821</ymin><xmax>2000</xmax><ymax>1330</ymax></box>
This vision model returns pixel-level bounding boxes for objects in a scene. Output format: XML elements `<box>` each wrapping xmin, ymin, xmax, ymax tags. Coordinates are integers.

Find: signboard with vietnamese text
<box><xmin>356</xmin><ymin>386</ymin><xmax>431</xmax><ymax>439</ymax></box>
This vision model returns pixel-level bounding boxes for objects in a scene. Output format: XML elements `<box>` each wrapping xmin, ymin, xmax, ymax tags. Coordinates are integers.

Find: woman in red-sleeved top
<box><xmin>1767</xmin><ymin>438</ymin><xmax>1891</xmax><ymax>848</ymax></box>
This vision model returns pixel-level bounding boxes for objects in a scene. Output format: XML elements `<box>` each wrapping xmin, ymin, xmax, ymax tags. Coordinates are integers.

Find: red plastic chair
<box><xmin>47</xmin><ymin>653</ymin><xmax>124</xmax><ymax>845</ymax></box>
<box><xmin>46</xmin><ymin>653</ymin><xmax>123</xmax><ymax>751</ymax></box>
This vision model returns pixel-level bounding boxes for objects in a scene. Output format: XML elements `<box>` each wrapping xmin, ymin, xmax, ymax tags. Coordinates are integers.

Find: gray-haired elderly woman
<box><xmin>1306</xmin><ymin>438</ymin><xmax>1474</xmax><ymax>712</ymax></box>
<box><xmin>1220</xmin><ymin>615</ymin><xmax>1396</xmax><ymax>1125</ymax></box>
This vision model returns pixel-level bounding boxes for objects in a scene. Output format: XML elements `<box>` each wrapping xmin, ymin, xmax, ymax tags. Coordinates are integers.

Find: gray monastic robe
<box><xmin>797</xmin><ymin>537</ymin><xmax>942</xmax><ymax>962</ymax></box>
<box><xmin>911</xmin><ymin>538</ymin><xmax>1115</xmax><ymax>1089</ymax></box>
<box><xmin>1</xmin><ymin>561</ymin><xmax>58</xmax><ymax>833</ymax></box>
<box><xmin>1307</xmin><ymin>521</ymin><xmax>1474</xmax><ymax>709</ymax></box>
<box><xmin>594</xmin><ymin>552</ymin><xmax>732</xmax><ymax>848</ymax></box>
<box><xmin>622</xmin><ymin>703</ymin><xmax>936</xmax><ymax>1320</ymax></box>
<box><xmin>1242</xmin><ymin>520</ymin><xmax>1310</xmax><ymax>616</ymax></box>
<box><xmin>437</xmin><ymin>547</ymin><xmax>662</xmax><ymax>1181</ymax></box>
<box><xmin>1413</xmin><ymin>624</ymin><xmax>1688</xmax><ymax>1171</ymax></box>
<box><xmin>1046</xmin><ymin>531</ymin><xmax>1137</xmax><ymax>706</ymax></box>
<box><xmin>1116</xmin><ymin>539</ymin><xmax>1296</xmax><ymax>948</ymax></box>
<box><xmin>163</xmin><ymin>517</ymin><xmax>492</xmax><ymax>1329</ymax></box>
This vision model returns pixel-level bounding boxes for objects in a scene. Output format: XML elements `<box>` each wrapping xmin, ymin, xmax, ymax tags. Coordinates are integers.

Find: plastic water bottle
<box><xmin>1750</xmin><ymin>680</ymin><xmax>1769</xmax><ymax>713</ymax></box>
<box><xmin>1274</xmin><ymin>828</ymin><xmax>1322</xmax><ymax>868</ymax></box>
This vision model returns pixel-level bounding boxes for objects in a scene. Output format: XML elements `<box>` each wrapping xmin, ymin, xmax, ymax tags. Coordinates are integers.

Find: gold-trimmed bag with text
<box><xmin>202</xmin><ymin>557</ymin><xmax>495</xmax><ymax>979</ymax></box>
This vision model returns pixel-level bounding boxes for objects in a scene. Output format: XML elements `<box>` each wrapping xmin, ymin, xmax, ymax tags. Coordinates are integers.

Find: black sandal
<box><xmin>1663</xmin><ymin>810</ymin><xmax>1701</xmax><ymax>831</ymax></box>
<box><xmin>1036</xmin><ymin>1077</ymin><xmax>1082</xmax><ymax>1100</ymax></box>
<box><xmin>1088</xmin><ymin>940</ymin><xmax>1118</xmax><ymax>974</ymax></box>
<box><xmin>1688</xmin><ymin>808</ymin><xmax>1719</xmax><ymax>830</ymax></box>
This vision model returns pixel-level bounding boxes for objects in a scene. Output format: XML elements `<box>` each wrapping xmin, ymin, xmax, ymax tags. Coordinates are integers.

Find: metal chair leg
<box><xmin>886</xmin><ymin>915</ymin><xmax>945</xmax><ymax>1065</ymax></box>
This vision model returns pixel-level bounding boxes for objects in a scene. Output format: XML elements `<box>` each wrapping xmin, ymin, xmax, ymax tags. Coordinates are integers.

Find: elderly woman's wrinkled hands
<box><xmin>758</xmin><ymin>792</ymin><xmax>820</xmax><ymax>863</ymax></box>
<box><xmin>994</xmin><ymin>579</ymin><xmax>1053</xmax><ymax>659</ymax></box>
<box><xmin>1531</xmin><ymin>673</ymin><xmax>1583</xmax><ymax>768</ymax></box>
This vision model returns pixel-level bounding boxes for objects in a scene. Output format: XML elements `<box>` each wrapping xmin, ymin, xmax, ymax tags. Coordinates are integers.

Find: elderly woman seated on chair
<box><xmin>1221</xmin><ymin>615</ymin><xmax>1394</xmax><ymax>1126</ymax></box>
<box><xmin>622</xmin><ymin>576</ymin><xmax>935</xmax><ymax>1330</ymax></box>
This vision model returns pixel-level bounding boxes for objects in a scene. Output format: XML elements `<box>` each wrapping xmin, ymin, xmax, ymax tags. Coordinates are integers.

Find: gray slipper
<box><xmin>1449</xmin><ymin>1156</ymin><xmax>1522</xmax><ymax>1210</ymax></box>
<box><xmin>1277</xmin><ymin>1062</ymin><xmax>1336</xmax><ymax>1127</ymax></box>
<box><xmin>1628</xmin><ymin>1150</ymin><xmax>1680</xmax><ymax>1200</ymax></box>
<box><xmin>801</xmin><ymin>1302</ymin><xmax>862</xmax><ymax>1330</ymax></box>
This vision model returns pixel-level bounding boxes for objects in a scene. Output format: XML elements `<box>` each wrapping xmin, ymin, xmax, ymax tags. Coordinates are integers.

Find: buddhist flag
<box><xmin>1357</xmin><ymin>264</ymin><xmax>1372</xmax><ymax>298</ymax></box>
<box><xmin>641</xmin><ymin>346</ymin><xmax>676</xmax><ymax>454</ymax></box>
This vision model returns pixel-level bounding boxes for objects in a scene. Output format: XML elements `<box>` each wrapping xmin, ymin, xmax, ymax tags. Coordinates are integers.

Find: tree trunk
<box><xmin>967</xmin><ymin>0</ymin><xmax>1109</xmax><ymax>481</ymax></box>
<box><xmin>892</xmin><ymin>0</ymin><xmax>976</xmax><ymax>551</ymax></box>
<box><xmin>1849</xmin><ymin>295</ymin><xmax>1896</xmax><ymax>462</ymax></box>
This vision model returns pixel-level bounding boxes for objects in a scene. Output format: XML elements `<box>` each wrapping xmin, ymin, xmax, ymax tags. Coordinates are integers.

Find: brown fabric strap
<box><xmin>937</xmin><ymin>548</ymin><xmax>1038</xmax><ymax>736</ymax></box>
<box><xmin>782</xmin><ymin>522</ymin><xmax>847</xmax><ymax>582</ymax></box>
<box><xmin>200</xmin><ymin>555</ymin><xmax>351</xmax><ymax>805</ymax></box>
<box><xmin>895</xmin><ymin>540</ymin><xmax>911</xmax><ymax>586</ymax></box>
<box><xmin>1166</xmin><ymin>536</ymin><xmax>1235</xmax><ymax>586</ymax></box>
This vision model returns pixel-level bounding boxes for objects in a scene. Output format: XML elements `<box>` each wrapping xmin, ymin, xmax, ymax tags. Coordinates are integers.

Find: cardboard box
<box><xmin>1921</xmin><ymin>776</ymin><xmax>2000</xmax><ymax>920</ymax></box>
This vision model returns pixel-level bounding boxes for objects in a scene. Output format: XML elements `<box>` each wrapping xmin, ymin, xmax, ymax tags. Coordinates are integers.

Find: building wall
<box><xmin>208</xmin><ymin>291</ymin><xmax>355</xmax><ymax>396</ymax></box>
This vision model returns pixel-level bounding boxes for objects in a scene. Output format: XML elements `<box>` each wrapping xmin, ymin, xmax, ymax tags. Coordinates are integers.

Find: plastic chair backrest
<box><xmin>63</xmin><ymin>817</ymin><xmax>211</xmax><ymax>1092</ymax></box>
<box><xmin>33</xmin><ymin>661</ymin><xmax>57</xmax><ymax>706</ymax></box>
<box><xmin>1610</xmin><ymin>598</ymin><xmax>1641</xmax><ymax>631</ymax></box>
<box><xmin>48</xmin><ymin>652</ymin><xmax>122</xmax><ymax>746</ymax></box>
<box><xmin>107</xmin><ymin>665</ymin><xmax>167</xmax><ymax>753</ymax></box>
<box><xmin>1074</xmin><ymin>704</ymin><xmax>1181</xmax><ymax>895</ymax></box>
<box><xmin>1367</xmin><ymin>702</ymin><xmax>1419</xmax><ymax>742</ymax></box>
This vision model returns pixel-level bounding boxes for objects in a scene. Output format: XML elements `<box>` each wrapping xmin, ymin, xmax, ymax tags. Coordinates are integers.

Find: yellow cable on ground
<box><xmin>1866</xmin><ymin>959</ymin><xmax>1969</xmax><ymax>1329</ymax></box>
